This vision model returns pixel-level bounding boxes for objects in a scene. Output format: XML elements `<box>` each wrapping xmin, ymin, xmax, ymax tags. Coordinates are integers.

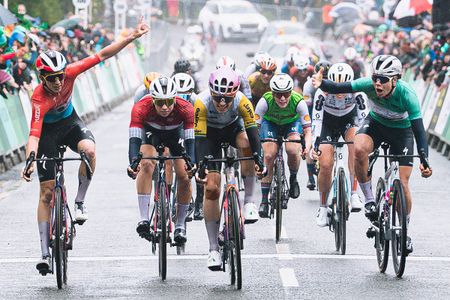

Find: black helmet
<box><xmin>174</xmin><ymin>58</ymin><xmax>191</xmax><ymax>73</ymax></box>
<box><xmin>314</xmin><ymin>60</ymin><xmax>332</xmax><ymax>78</ymax></box>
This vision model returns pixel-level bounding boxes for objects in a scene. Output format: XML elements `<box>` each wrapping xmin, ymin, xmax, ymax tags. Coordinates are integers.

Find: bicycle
<box><xmin>366</xmin><ymin>143</ymin><xmax>430</xmax><ymax>278</ymax></box>
<box><xmin>130</xmin><ymin>143</ymin><xmax>194</xmax><ymax>280</ymax></box>
<box><xmin>315</xmin><ymin>139</ymin><xmax>353</xmax><ymax>255</ymax></box>
<box><xmin>24</xmin><ymin>146</ymin><xmax>92</xmax><ymax>289</ymax></box>
<box><xmin>198</xmin><ymin>143</ymin><xmax>262</xmax><ymax>290</ymax></box>
<box><xmin>261</xmin><ymin>136</ymin><xmax>304</xmax><ymax>243</ymax></box>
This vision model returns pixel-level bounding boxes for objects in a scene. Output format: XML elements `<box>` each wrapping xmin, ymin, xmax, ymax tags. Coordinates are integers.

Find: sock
<box><xmin>74</xmin><ymin>173</ymin><xmax>91</xmax><ymax>204</ymax></box>
<box><xmin>205</xmin><ymin>220</ymin><xmax>219</xmax><ymax>251</ymax></box>
<box><xmin>320</xmin><ymin>192</ymin><xmax>328</xmax><ymax>207</ymax></box>
<box><xmin>243</xmin><ymin>176</ymin><xmax>256</xmax><ymax>205</ymax></box>
<box><xmin>359</xmin><ymin>181</ymin><xmax>374</xmax><ymax>203</ymax></box>
<box><xmin>38</xmin><ymin>222</ymin><xmax>50</xmax><ymax>257</ymax></box>
<box><xmin>350</xmin><ymin>174</ymin><xmax>358</xmax><ymax>194</ymax></box>
<box><xmin>307</xmin><ymin>163</ymin><xmax>315</xmax><ymax>180</ymax></box>
<box><xmin>176</xmin><ymin>204</ymin><xmax>190</xmax><ymax>230</ymax></box>
<box><xmin>138</xmin><ymin>194</ymin><xmax>151</xmax><ymax>221</ymax></box>
<box><xmin>261</xmin><ymin>182</ymin><xmax>270</xmax><ymax>204</ymax></box>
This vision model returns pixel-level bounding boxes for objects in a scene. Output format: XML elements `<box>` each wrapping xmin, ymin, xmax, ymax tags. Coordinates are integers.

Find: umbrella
<box><xmin>50</xmin><ymin>17</ymin><xmax>83</xmax><ymax>31</ymax></box>
<box><xmin>0</xmin><ymin>4</ymin><xmax>18</xmax><ymax>26</ymax></box>
<box><xmin>329</xmin><ymin>2</ymin><xmax>363</xmax><ymax>23</ymax></box>
<box><xmin>393</xmin><ymin>0</ymin><xmax>432</xmax><ymax>19</ymax></box>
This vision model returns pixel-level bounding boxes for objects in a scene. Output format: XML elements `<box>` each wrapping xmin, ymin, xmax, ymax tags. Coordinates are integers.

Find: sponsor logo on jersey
<box><xmin>243</xmin><ymin>103</ymin><xmax>254</xmax><ymax>119</ymax></box>
<box><xmin>255</xmin><ymin>114</ymin><xmax>260</xmax><ymax>121</ymax></box>
<box><xmin>304</xmin><ymin>114</ymin><xmax>311</xmax><ymax>122</ymax></box>
<box><xmin>34</xmin><ymin>104</ymin><xmax>41</xmax><ymax>123</ymax></box>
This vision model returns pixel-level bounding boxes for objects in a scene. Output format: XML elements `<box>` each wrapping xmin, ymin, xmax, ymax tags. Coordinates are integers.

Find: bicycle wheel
<box><xmin>337</xmin><ymin>168</ymin><xmax>347</xmax><ymax>255</ymax></box>
<box><xmin>391</xmin><ymin>179</ymin><xmax>407</xmax><ymax>278</ymax></box>
<box><xmin>158</xmin><ymin>181</ymin><xmax>168</xmax><ymax>280</ymax></box>
<box><xmin>53</xmin><ymin>187</ymin><xmax>66</xmax><ymax>289</ymax></box>
<box><xmin>374</xmin><ymin>177</ymin><xmax>389</xmax><ymax>273</ymax></box>
<box><xmin>228</xmin><ymin>189</ymin><xmax>242</xmax><ymax>290</ymax></box>
<box><xmin>275</xmin><ymin>160</ymin><xmax>283</xmax><ymax>243</ymax></box>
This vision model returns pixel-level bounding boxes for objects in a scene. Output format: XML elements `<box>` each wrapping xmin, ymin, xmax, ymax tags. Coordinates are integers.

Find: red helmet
<box><xmin>36</xmin><ymin>50</ymin><xmax>67</xmax><ymax>74</ymax></box>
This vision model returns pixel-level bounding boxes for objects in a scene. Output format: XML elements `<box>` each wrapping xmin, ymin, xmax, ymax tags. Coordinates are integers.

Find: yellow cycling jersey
<box><xmin>194</xmin><ymin>90</ymin><xmax>257</xmax><ymax>137</ymax></box>
<box><xmin>248</xmin><ymin>71</ymin><xmax>271</xmax><ymax>104</ymax></box>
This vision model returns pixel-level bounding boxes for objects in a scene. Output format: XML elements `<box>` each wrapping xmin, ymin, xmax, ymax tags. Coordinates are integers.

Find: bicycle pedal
<box><xmin>75</xmin><ymin>220</ymin><xmax>86</xmax><ymax>226</ymax></box>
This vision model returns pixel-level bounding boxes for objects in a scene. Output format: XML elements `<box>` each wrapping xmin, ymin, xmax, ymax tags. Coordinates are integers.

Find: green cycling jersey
<box><xmin>259</xmin><ymin>91</ymin><xmax>306</xmax><ymax>126</ymax></box>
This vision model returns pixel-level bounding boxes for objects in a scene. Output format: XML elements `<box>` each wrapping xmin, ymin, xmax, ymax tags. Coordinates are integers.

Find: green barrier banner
<box><xmin>434</xmin><ymin>87</ymin><xmax>450</xmax><ymax>136</ymax></box>
<box><xmin>423</xmin><ymin>84</ymin><xmax>439</xmax><ymax>130</ymax></box>
<box><xmin>428</xmin><ymin>88</ymin><xmax>448</xmax><ymax>132</ymax></box>
<box><xmin>77</xmin><ymin>73</ymin><xmax>97</xmax><ymax>114</ymax></box>
<box><xmin>95</xmin><ymin>64</ymin><xmax>114</xmax><ymax>103</ymax></box>
<box><xmin>85</xmin><ymin>72</ymin><xmax>103</xmax><ymax>109</ymax></box>
<box><xmin>4</xmin><ymin>94</ymin><xmax>28</xmax><ymax>146</ymax></box>
<box><xmin>108</xmin><ymin>57</ymin><xmax>125</xmax><ymax>98</ymax></box>
<box><xmin>18</xmin><ymin>90</ymin><xmax>32</xmax><ymax>130</ymax></box>
<box><xmin>0</xmin><ymin>98</ymin><xmax>19</xmax><ymax>153</ymax></box>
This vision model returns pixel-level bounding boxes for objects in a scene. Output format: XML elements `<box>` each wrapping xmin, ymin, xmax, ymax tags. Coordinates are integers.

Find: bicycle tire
<box><xmin>158</xmin><ymin>181</ymin><xmax>167</xmax><ymax>280</ymax></box>
<box><xmin>375</xmin><ymin>177</ymin><xmax>389</xmax><ymax>273</ymax></box>
<box><xmin>337</xmin><ymin>167</ymin><xmax>347</xmax><ymax>255</ymax></box>
<box><xmin>275</xmin><ymin>159</ymin><xmax>283</xmax><ymax>243</ymax></box>
<box><xmin>391</xmin><ymin>179</ymin><xmax>407</xmax><ymax>278</ymax></box>
<box><xmin>332</xmin><ymin>195</ymin><xmax>340</xmax><ymax>251</ymax></box>
<box><xmin>228</xmin><ymin>189</ymin><xmax>242</xmax><ymax>289</ymax></box>
<box><xmin>53</xmin><ymin>187</ymin><xmax>66</xmax><ymax>289</ymax></box>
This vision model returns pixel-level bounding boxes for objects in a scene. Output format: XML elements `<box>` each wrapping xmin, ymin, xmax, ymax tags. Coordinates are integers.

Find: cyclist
<box><xmin>216</xmin><ymin>55</ymin><xmax>252</xmax><ymax>101</ymax></box>
<box><xmin>302</xmin><ymin>60</ymin><xmax>332</xmax><ymax>190</ymax></box>
<box><xmin>290</xmin><ymin>55</ymin><xmax>314</xmax><ymax>94</ymax></box>
<box><xmin>281</xmin><ymin>46</ymin><xmax>301</xmax><ymax>74</ymax></box>
<box><xmin>311</xmin><ymin>63</ymin><xmax>367</xmax><ymax>227</ymax></box>
<box><xmin>194</xmin><ymin>67</ymin><xmax>264</xmax><ymax>270</ymax></box>
<box><xmin>248</xmin><ymin>55</ymin><xmax>277</xmax><ymax>108</ymax></box>
<box><xmin>244</xmin><ymin>51</ymin><xmax>269</xmax><ymax>78</ymax></box>
<box><xmin>127</xmin><ymin>76</ymin><xmax>195</xmax><ymax>245</ymax></box>
<box><xmin>21</xmin><ymin>19</ymin><xmax>149</xmax><ymax>274</ymax></box>
<box><xmin>255</xmin><ymin>73</ymin><xmax>312</xmax><ymax>217</ymax></box>
<box><xmin>312</xmin><ymin>55</ymin><xmax>432</xmax><ymax>252</ymax></box>
<box><xmin>343</xmin><ymin>47</ymin><xmax>365</xmax><ymax>79</ymax></box>
<box><xmin>173</xmin><ymin>58</ymin><xmax>201</xmax><ymax>94</ymax></box>
<box><xmin>134</xmin><ymin>71</ymin><xmax>161</xmax><ymax>103</ymax></box>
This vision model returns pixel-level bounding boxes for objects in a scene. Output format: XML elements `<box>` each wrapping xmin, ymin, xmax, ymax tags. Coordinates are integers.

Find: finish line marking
<box><xmin>2</xmin><ymin>254</ymin><xmax>450</xmax><ymax>263</ymax></box>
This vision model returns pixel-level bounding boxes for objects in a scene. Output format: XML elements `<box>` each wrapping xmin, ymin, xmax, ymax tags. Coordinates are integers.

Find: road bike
<box><xmin>315</xmin><ymin>139</ymin><xmax>353</xmax><ymax>255</ymax></box>
<box><xmin>261</xmin><ymin>136</ymin><xmax>304</xmax><ymax>243</ymax></box>
<box><xmin>366</xmin><ymin>143</ymin><xmax>430</xmax><ymax>277</ymax></box>
<box><xmin>24</xmin><ymin>146</ymin><xmax>92</xmax><ymax>289</ymax></box>
<box><xmin>198</xmin><ymin>143</ymin><xmax>262</xmax><ymax>290</ymax></box>
<box><xmin>131</xmin><ymin>143</ymin><xmax>194</xmax><ymax>280</ymax></box>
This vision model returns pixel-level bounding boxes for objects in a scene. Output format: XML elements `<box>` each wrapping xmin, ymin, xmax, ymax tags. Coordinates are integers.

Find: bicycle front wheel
<box><xmin>275</xmin><ymin>160</ymin><xmax>283</xmax><ymax>243</ymax></box>
<box><xmin>337</xmin><ymin>168</ymin><xmax>347</xmax><ymax>255</ymax></box>
<box><xmin>158</xmin><ymin>181</ymin><xmax>168</xmax><ymax>280</ymax></box>
<box><xmin>391</xmin><ymin>179</ymin><xmax>407</xmax><ymax>278</ymax></box>
<box><xmin>53</xmin><ymin>187</ymin><xmax>67</xmax><ymax>289</ymax></box>
<box><xmin>375</xmin><ymin>177</ymin><xmax>389</xmax><ymax>273</ymax></box>
<box><xmin>228</xmin><ymin>189</ymin><xmax>242</xmax><ymax>290</ymax></box>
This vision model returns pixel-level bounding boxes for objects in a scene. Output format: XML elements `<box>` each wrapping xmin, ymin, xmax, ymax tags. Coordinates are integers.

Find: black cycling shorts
<box><xmin>357</xmin><ymin>115</ymin><xmax>414</xmax><ymax>166</ymax></box>
<box><xmin>319</xmin><ymin>108</ymin><xmax>357</xmax><ymax>142</ymax></box>
<box><xmin>204</xmin><ymin>120</ymin><xmax>245</xmax><ymax>172</ymax></box>
<box><xmin>143</xmin><ymin>125</ymin><xmax>185</xmax><ymax>156</ymax></box>
<box><xmin>37</xmin><ymin>111</ymin><xmax>95</xmax><ymax>182</ymax></box>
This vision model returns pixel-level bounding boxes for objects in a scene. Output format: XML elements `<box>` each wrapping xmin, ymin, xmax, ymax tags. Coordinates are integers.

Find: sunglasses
<box><xmin>372</xmin><ymin>74</ymin><xmax>391</xmax><ymax>84</ymax></box>
<box><xmin>273</xmin><ymin>91</ymin><xmax>291</xmax><ymax>99</ymax></box>
<box><xmin>153</xmin><ymin>98</ymin><xmax>175</xmax><ymax>107</ymax></box>
<box><xmin>212</xmin><ymin>95</ymin><xmax>234</xmax><ymax>104</ymax></box>
<box><xmin>261</xmin><ymin>70</ymin><xmax>274</xmax><ymax>76</ymax></box>
<box><xmin>43</xmin><ymin>72</ymin><xmax>65</xmax><ymax>83</ymax></box>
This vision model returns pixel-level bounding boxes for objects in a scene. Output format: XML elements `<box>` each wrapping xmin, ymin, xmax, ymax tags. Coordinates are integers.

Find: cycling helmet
<box><xmin>174</xmin><ymin>58</ymin><xmax>191</xmax><ymax>73</ymax></box>
<box><xmin>270</xmin><ymin>73</ymin><xmax>294</xmax><ymax>93</ymax></box>
<box><xmin>216</xmin><ymin>55</ymin><xmax>236</xmax><ymax>70</ymax></box>
<box><xmin>294</xmin><ymin>56</ymin><xmax>310</xmax><ymax>71</ymax></box>
<box><xmin>143</xmin><ymin>72</ymin><xmax>161</xmax><ymax>90</ymax></box>
<box><xmin>35</xmin><ymin>50</ymin><xmax>67</xmax><ymax>74</ymax></box>
<box><xmin>314</xmin><ymin>60</ymin><xmax>332</xmax><ymax>78</ymax></box>
<box><xmin>208</xmin><ymin>66</ymin><xmax>240</xmax><ymax>96</ymax></box>
<box><xmin>254</xmin><ymin>51</ymin><xmax>269</xmax><ymax>68</ymax></box>
<box><xmin>344</xmin><ymin>47</ymin><xmax>357</xmax><ymax>60</ymax></box>
<box><xmin>260</xmin><ymin>55</ymin><xmax>277</xmax><ymax>71</ymax></box>
<box><xmin>328</xmin><ymin>63</ymin><xmax>354</xmax><ymax>83</ymax></box>
<box><xmin>285</xmin><ymin>46</ymin><xmax>301</xmax><ymax>62</ymax></box>
<box><xmin>150</xmin><ymin>76</ymin><xmax>177</xmax><ymax>99</ymax></box>
<box><xmin>171</xmin><ymin>72</ymin><xmax>195</xmax><ymax>93</ymax></box>
<box><xmin>371</xmin><ymin>55</ymin><xmax>402</xmax><ymax>77</ymax></box>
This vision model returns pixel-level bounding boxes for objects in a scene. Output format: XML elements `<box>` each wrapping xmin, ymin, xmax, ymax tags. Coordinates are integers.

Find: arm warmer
<box><xmin>185</xmin><ymin>138</ymin><xmax>195</xmax><ymax>164</ymax></box>
<box><xmin>246</xmin><ymin>126</ymin><xmax>262</xmax><ymax>158</ymax></box>
<box><xmin>128</xmin><ymin>137</ymin><xmax>142</xmax><ymax>164</ymax></box>
<box><xmin>320</xmin><ymin>79</ymin><xmax>354</xmax><ymax>94</ymax></box>
<box><xmin>410</xmin><ymin>118</ymin><xmax>429</xmax><ymax>157</ymax></box>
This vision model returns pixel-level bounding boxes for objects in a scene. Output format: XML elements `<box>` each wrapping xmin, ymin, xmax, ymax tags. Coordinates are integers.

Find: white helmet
<box><xmin>328</xmin><ymin>63</ymin><xmax>354</xmax><ymax>83</ymax></box>
<box><xmin>270</xmin><ymin>73</ymin><xmax>294</xmax><ymax>93</ymax></box>
<box><xmin>285</xmin><ymin>46</ymin><xmax>301</xmax><ymax>62</ymax></box>
<box><xmin>171</xmin><ymin>73</ymin><xmax>195</xmax><ymax>93</ymax></box>
<box><xmin>150</xmin><ymin>76</ymin><xmax>177</xmax><ymax>99</ymax></box>
<box><xmin>371</xmin><ymin>55</ymin><xmax>402</xmax><ymax>77</ymax></box>
<box><xmin>294</xmin><ymin>56</ymin><xmax>310</xmax><ymax>71</ymax></box>
<box><xmin>344</xmin><ymin>47</ymin><xmax>357</xmax><ymax>60</ymax></box>
<box><xmin>254</xmin><ymin>51</ymin><xmax>269</xmax><ymax>67</ymax></box>
<box><xmin>216</xmin><ymin>55</ymin><xmax>236</xmax><ymax>70</ymax></box>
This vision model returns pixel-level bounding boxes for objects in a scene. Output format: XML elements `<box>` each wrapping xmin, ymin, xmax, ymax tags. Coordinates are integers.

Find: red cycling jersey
<box><xmin>129</xmin><ymin>95</ymin><xmax>194</xmax><ymax>140</ymax></box>
<box><xmin>29</xmin><ymin>54</ymin><xmax>101</xmax><ymax>138</ymax></box>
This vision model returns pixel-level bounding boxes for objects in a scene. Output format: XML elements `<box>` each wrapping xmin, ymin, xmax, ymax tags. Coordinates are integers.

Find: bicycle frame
<box><xmin>329</xmin><ymin>143</ymin><xmax>351</xmax><ymax>212</ymax></box>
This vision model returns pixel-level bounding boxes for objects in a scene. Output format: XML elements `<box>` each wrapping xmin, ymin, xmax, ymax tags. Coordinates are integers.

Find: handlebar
<box><xmin>197</xmin><ymin>152</ymin><xmax>262</xmax><ymax>180</ymax></box>
<box><xmin>129</xmin><ymin>151</ymin><xmax>194</xmax><ymax>174</ymax></box>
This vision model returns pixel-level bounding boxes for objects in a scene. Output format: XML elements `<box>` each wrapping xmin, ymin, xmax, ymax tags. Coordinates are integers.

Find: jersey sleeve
<box><xmin>296</xmin><ymin>100</ymin><xmax>311</xmax><ymax>128</ymax></box>
<box><xmin>180</xmin><ymin>99</ymin><xmax>195</xmax><ymax>140</ymax></box>
<box><xmin>350</xmin><ymin>77</ymin><xmax>375</xmax><ymax>93</ymax></box>
<box><xmin>237</xmin><ymin>95</ymin><xmax>257</xmax><ymax>129</ymax></box>
<box><xmin>66</xmin><ymin>54</ymin><xmax>101</xmax><ymax>78</ymax></box>
<box><xmin>354</xmin><ymin>92</ymin><xmax>369</xmax><ymax>126</ymax></box>
<box><xmin>254</xmin><ymin>97</ymin><xmax>268</xmax><ymax>125</ymax></box>
<box><xmin>194</xmin><ymin>98</ymin><xmax>208</xmax><ymax>137</ymax></box>
<box><xmin>29</xmin><ymin>96</ymin><xmax>52</xmax><ymax>138</ymax></box>
<box><xmin>311</xmin><ymin>90</ymin><xmax>326</xmax><ymax>141</ymax></box>
<box><xmin>402</xmin><ymin>84</ymin><xmax>422</xmax><ymax>120</ymax></box>
<box><xmin>129</xmin><ymin>98</ymin><xmax>148</xmax><ymax>140</ymax></box>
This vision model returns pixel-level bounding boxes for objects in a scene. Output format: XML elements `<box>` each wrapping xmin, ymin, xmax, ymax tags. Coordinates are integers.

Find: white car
<box><xmin>198</xmin><ymin>0</ymin><xmax>268</xmax><ymax>42</ymax></box>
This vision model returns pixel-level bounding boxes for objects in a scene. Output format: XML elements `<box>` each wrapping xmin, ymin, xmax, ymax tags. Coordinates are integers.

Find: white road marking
<box><xmin>2</xmin><ymin>253</ymin><xmax>450</xmax><ymax>263</ymax></box>
<box><xmin>276</xmin><ymin>244</ymin><xmax>293</xmax><ymax>260</ymax></box>
<box><xmin>279</xmin><ymin>268</ymin><xmax>299</xmax><ymax>287</ymax></box>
